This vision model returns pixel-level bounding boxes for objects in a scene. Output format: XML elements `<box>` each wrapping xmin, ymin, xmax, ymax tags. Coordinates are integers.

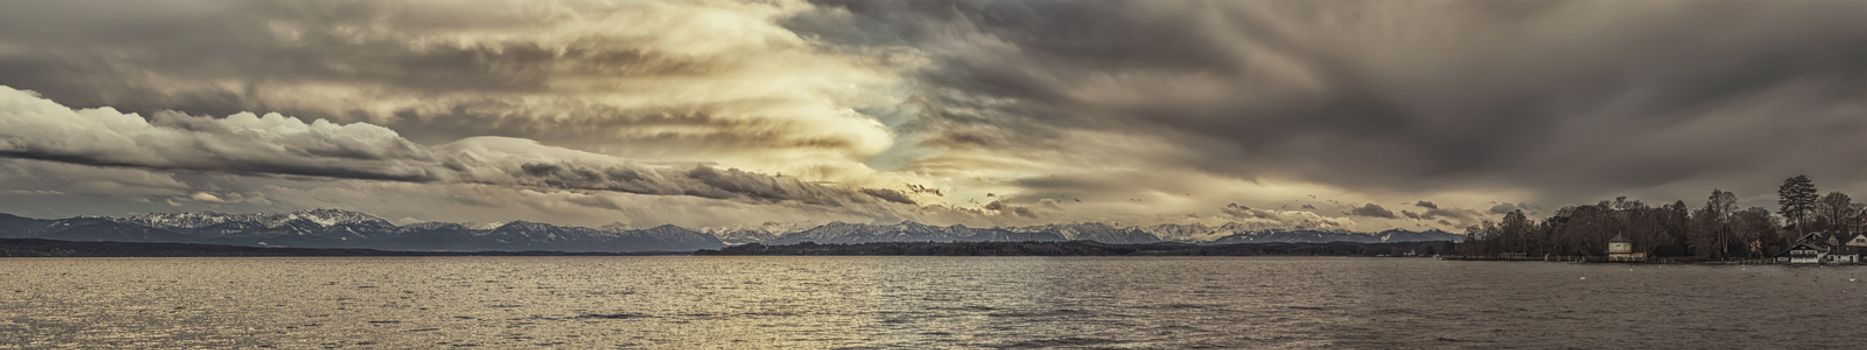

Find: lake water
<box><xmin>1</xmin><ymin>257</ymin><xmax>1861</xmax><ymax>349</ymax></box>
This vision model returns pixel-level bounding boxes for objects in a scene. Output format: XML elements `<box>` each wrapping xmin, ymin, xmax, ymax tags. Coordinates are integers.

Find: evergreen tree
<box><xmin>1660</xmin><ymin>200</ymin><xmax>1692</xmax><ymax>256</ymax></box>
<box><xmin>1778</xmin><ymin>175</ymin><xmax>1818</xmax><ymax>234</ymax></box>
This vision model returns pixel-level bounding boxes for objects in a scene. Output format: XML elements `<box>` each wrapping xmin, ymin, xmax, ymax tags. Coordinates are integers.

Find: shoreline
<box><xmin>2</xmin><ymin>238</ymin><xmax>1460</xmax><ymax>258</ymax></box>
<box><xmin>1439</xmin><ymin>255</ymin><xmax>1798</xmax><ymax>265</ymax></box>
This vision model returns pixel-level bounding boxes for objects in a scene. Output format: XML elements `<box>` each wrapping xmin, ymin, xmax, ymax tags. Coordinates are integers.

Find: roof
<box><xmin>1608</xmin><ymin>233</ymin><xmax>1630</xmax><ymax>243</ymax></box>
<box><xmin>1798</xmin><ymin>232</ymin><xmax>1829</xmax><ymax>244</ymax></box>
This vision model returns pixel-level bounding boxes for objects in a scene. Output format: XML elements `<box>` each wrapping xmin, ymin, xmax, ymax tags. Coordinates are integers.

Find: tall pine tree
<box><xmin>1778</xmin><ymin>175</ymin><xmax>1818</xmax><ymax>235</ymax></box>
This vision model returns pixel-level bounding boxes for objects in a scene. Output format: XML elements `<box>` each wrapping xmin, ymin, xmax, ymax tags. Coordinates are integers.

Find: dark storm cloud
<box><xmin>1349</xmin><ymin>203</ymin><xmax>1397</xmax><ymax>219</ymax></box>
<box><xmin>791</xmin><ymin>0</ymin><xmax>1867</xmax><ymax>203</ymax></box>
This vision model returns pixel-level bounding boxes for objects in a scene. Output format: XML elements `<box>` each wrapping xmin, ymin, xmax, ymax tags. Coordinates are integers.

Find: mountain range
<box><xmin>0</xmin><ymin>210</ymin><xmax>720</xmax><ymax>252</ymax></box>
<box><xmin>0</xmin><ymin>210</ymin><xmax>1463</xmax><ymax>252</ymax></box>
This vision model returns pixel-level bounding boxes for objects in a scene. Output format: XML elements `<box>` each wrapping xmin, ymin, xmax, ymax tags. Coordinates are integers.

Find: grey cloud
<box><xmin>983</xmin><ymin>200</ymin><xmax>1037</xmax><ymax>218</ymax></box>
<box><xmin>1349</xmin><ymin>203</ymin><xmax>1397</xmax><ymax>219</ymax></box>
<box><xmin>1410</xmin><ymin>206</ymin><xmax>1487</xmax><ymax>226</ymax></box>
<box><xmin>1220</xmin><ymin>203</ymin><xmax>1255</xmax><ymax>218</ymax></box>
<box><xmin>0</xmin><ymin>86</ymin><xmax>913</xmax><ymax>207</ymax></box>
<box><xmin>509</xmin><ymin>161</ymin><xmax>916</xmax><ymax>206</ymax></box>
<box><xmin>1488</xmin><ymin>202</ymin><xmax>1532</xmax><ymax>215</ymax></box>
<box><xmin>793</xmin><ymin>0</ymin><xmax>1867</xmax><ymax>204</ymax></box>
<box><xmin>1414</xmin><ymin>201</ymin><xmax>1439</xmax><ymax>210</ymax></box>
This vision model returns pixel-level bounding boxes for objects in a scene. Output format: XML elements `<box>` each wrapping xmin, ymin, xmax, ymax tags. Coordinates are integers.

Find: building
<box><xmin>1832</xmin><ymin>233</ymin><xmax>1867</xmax><ymax>264</ymax></box>
<box><xmin>1783</xmin><ymin>241</ymin><xmax>1829</xmax><ymax>264</ymax></box>
<box><xmin>1777</xmin><ymin>232</ymin><xmax>1861</xmax><ymax>264</ymax></box>
<box><xmin>1606</xmin><ymin>233</ymin><xmax>1646</xmax><ymax>262</ymax></box>
<box><xmin>1847</xmin><ymin>234</ymin><xmax>1867</xmax><ymax>249</ymax></box>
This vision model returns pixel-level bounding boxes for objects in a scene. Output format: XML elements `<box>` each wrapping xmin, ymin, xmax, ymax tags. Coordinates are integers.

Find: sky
<box><xmin>2</xmin><ymin>0</ymin><xmax>1866</xmax><ymax>231</ymax></box>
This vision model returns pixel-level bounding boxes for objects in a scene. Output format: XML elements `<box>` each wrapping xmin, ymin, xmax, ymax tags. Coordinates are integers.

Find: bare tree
<box><xmin>1816</xmin><ymin>192</ymin><xmax>1861</xmax><ymax>234</ymax></box>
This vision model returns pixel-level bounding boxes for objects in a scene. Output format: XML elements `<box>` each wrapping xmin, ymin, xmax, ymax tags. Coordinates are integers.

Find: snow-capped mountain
<box><xmin>1008</xmin><ymin>223</ymin><xmax>1160</xmax><ymax>244</ymax></box>
<box><xmin>623</xmin><ymin>225</ymin><xmax>726</xmax><ymax>251</ymax></box>
<box><xmin>1210</xmin><ymin>228</ymin><xmax>1359</xmax><ymax>243</ymax></box>
<box><xmin>1209</xmin><ymin>228</ymin><xmax>1466</xmax><ymax>244</ymax></box>
<box><xmin>0</xmin><ymin>209</ymin><xmax>1464</xmax><ymax>251</ymax></box>
<box><xmin>705</xmin><ymin>228</ymin><xmax>780</xmax><ymax>246</ymax></box>
<box><xmin>119</xmin><ymin>209</ymin><xmax>390</xmax><ymax>229</ymax></box>
<box><xmin>732</xmin><ymin>221</ymin><xmax>1462</xmax><ymax>245</ymax></box>
<box><xmin>765</xmin><ymin>221</ymin><xmax>1066</xmax><ymax>245</ymax></box>
<box><xmin>701</xmin><ymin>222</ymin><xmax>810</xmax><ymax>245</ymax></box>
<box><xmin>1</xmin><ymin>210</ymin><xmax>722</xmax><ymax>253</ymax></box>
<box><xmin>1140</xmin><ymin>223</ymin><xmax>1239</xmax><ymax>242</ymax></box>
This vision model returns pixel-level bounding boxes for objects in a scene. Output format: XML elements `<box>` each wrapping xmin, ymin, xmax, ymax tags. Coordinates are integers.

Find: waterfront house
<box><xmin>1830</xmin><ymin>234</ymin><xmax>1867</xmax><ymax>264</ymax></box>
<box><xmin>1783</xmin><ymin>241</ymin><xmax>1829</xmax><ymax>264</ymax></box>
<box><xmin>1777</xmin><ymin>232</ymin><xmax>1861</xmax><ymax>264</ymax></box>
<box><xmin>1606</xmin><ymin>233</ymin><xmax>1645</xmax><ymax>262</ymax></box>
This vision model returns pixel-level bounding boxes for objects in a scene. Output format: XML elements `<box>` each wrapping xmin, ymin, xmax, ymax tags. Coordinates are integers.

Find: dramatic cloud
<box><xmin>791</xmin><ymin>0</ymin><xmax>1867</xmax><ymax>206</ymax></box>
<box><xmin>0</xmin><ymin>86</ymin><xmax>912</xmax><ymax>207</ymax></box>
<box><xmin>0</xmin><ymin>0</ymin><xmax>908</xmax><ymax>183</ymax></box>
<box><xmin>6</xmin><ymin>0</ymin><xmax>1867</xmax><ymax>230</ymax></box>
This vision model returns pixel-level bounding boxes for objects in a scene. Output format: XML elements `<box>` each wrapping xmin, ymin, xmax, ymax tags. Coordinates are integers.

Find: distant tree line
<box><xmin>1460</xmin><ymin>175</ymin><xmax>1863</xmax><ymax>259</ymax></box>
<box><xmin>700</xmin><ymin>240</ymin><xmax>1457</xmax><ymax>257</ymax></box>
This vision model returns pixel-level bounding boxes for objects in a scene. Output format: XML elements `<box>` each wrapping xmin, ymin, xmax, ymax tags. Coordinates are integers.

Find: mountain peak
<box><xmin>119</xmin><ymin>209</ymin><xmax>387</xmax><ymax>229</ymax></box>
<box><xmin>495</xmin><ymin>220</ymin><xmax>556</xmax><ymax>231</ymax></box>
<box><xmin>2</xmin><ymin>210</ymin><xmax>726</xmax><ymax>253</ymax></box>
<box><xmin>284</xmin><ymin>209</ymin><xmax>387</xmax><ymax>226</ymax></box>
<box><xmin>645</xmin><ymin>224</ymin><xmax>691</xmax><ymax>232</ymax></box>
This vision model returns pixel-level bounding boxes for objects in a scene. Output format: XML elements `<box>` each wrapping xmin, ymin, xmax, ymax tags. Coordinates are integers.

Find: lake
<box><xmin>1</xmin><ymin>257</ymin><xmax>1860</xmax><ymax>349</ymax></box>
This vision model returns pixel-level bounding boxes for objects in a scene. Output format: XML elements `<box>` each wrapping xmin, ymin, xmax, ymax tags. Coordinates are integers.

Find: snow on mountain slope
<box><xmin>119</xmin><ymin>209</ymin><xmax>388</xmax><ymax>229</ymax></box>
